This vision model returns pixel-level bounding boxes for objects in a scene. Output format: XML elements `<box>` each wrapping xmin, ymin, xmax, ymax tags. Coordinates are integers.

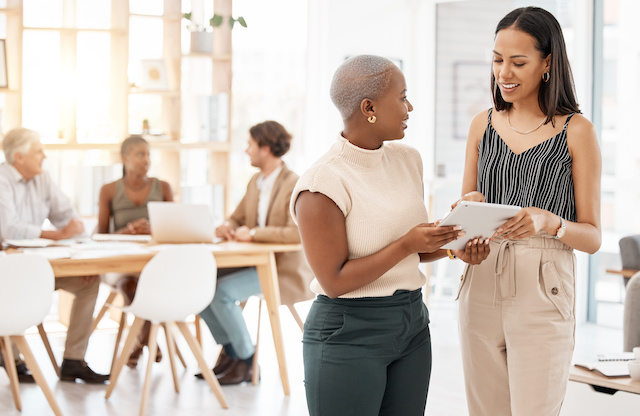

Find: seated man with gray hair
<box><xmin>0</xmin><ymin>127</ymin><xmax>109</xmax><ymax>384</ymax></box>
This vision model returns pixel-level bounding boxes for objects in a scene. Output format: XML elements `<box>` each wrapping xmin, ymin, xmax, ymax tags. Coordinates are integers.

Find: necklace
<box><xmin>507</xmin><ymin>111</ymin><xmax>546</xmax><ymax>135</ymax></box>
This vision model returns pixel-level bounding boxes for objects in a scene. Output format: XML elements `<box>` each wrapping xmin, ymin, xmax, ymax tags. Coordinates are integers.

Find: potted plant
<box><xmin>183</xmin><ymin>12</ymin><xmax>247</xmax><ymax>53</ymax></box>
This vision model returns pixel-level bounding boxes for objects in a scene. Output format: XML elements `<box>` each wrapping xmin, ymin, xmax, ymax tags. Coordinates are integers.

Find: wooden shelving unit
<box><xmin>0</xmin><ymin>0</ymin><xmax>233</xmax><ymax>215</ymax></box>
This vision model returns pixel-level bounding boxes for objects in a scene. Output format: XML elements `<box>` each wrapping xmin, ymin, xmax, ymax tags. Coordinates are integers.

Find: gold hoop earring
<box><xmin>542</xmin><ymin>72</ymin><xmax>550</xmax><ymax>83</ymax></box>
<box><xmin>368</xmin><ymin>116</ymin><xmax>376</xmax><ymax>124</ymax></box>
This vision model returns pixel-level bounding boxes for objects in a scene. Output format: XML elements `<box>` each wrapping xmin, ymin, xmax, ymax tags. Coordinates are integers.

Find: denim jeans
<box><xmin>198</xmin><ymin>267</ymin><xmax>262</xmax><ymax>360</ymax></box>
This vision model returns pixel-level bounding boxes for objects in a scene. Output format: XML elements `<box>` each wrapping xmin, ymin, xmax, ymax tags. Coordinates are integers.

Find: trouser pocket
<box><xmin>455</xmin><ymin>264</ymin><xmax>471</xmax><ymax>301</ymax></box>
<box><xmin>541</xmin><ymin>261</ymin><xmax>572</xmax><ymax>319</ymax></box>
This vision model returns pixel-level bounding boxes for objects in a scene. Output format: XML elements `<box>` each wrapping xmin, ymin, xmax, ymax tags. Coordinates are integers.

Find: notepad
<box><xmin>92</xmin><ymin>233</ymin><xmax>152</xmax><ymax>243</ymax></box>
<box><xmin>574</xmin><ymin>361</ymin><xmax>630</xmax><ymax>377</ymax></box>
<box><xmin>596</xmin><ymin>352</ymin><xmax>635</xmax><ymax>362</ymax></box>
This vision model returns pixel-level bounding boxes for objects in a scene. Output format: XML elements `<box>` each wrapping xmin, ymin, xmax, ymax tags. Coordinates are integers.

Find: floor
<box><xmin>0</xmin><ymin>293</ymin><xmax>627</xmax><ymax>416</ymax></box>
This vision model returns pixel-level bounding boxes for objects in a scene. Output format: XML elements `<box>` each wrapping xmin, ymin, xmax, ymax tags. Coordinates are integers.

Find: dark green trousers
<box><xmin>303</xmin><ymin>289</ymin><xmax>432</xmax><ymax>416</ymax></box>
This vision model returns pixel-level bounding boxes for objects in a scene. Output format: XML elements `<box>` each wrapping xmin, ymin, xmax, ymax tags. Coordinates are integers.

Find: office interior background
<box><xmin>0</xmin><ymin>0</ymin><xmax>637</xmax><ymax>356</ymax></box>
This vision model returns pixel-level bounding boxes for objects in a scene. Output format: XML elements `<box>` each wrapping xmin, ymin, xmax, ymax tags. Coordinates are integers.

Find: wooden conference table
<box><xmin>606</xmin><ymin>268</ymin><xmax>640</xmax><ymax>280</ymax></box>
<box><xmin>48</xmin><ymin>241</ymin><xmax>301</xmax><ymax>395</ymax></box>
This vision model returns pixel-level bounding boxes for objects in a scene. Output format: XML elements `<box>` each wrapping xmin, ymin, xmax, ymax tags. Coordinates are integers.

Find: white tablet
<box><xmin>438</xmin><ymin>201</ymin><xmax>521</xmax><ymax>250</ymax></box>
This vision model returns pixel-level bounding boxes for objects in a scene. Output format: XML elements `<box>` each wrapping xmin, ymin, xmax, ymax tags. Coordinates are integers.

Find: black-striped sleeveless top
<box><xmin>477</xmin><ymin>108</ymin><xmax>577</xmax><ymax>222</ymax></box>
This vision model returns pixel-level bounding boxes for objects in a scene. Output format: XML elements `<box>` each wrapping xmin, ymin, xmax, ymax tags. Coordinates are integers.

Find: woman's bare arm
<box><xmin>295</xmin><ymin>191</ymin><xmax>461</xmax><ymax>298</ymax></box>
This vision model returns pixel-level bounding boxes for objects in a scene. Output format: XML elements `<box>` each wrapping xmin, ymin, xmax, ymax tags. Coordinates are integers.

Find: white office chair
<box><xmin>0</xmin><ymin>254</ymin><xmax>63</xmax><ymax>416</ymax></box>
<box><xmin>105</xmin><ymin>245</ymin><xmax>228</xmax><ymax>415</ymax></box>
<box><xmin>91</xmin><ymin>284</ymin><xmax>188</xmax><ymax>375</ymax></box>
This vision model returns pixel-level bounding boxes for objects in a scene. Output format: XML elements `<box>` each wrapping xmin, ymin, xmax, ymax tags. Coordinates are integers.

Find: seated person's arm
<box><xmin>216</xmin><ymin>195</ymin><xmax>247</xmax><ymax>241</ymax></box>
<box><xmin>97</xmin><ymin>183</ymin><xmax>113</xmax><ymax>234</ymax></box>
<box><xmin>0</xmin><ymin>180</ymin><xmax>42</xmax><ymax>240</ymax></box>
<box><xmin>235</xmin><ymin>188</ymin><xmax>302</xmax><ymax>244</ymax></box>
<box><xmin>161</xmin><ymin>180</ymin><xmax>174</xmax><ymax>202</ymax></box>
<box><xmin>241</xmin><ymin>208</ymin><xmax>301</xmax><ymax>244</ymax></box>
<box><xmin>46</xmin><ymin>174</ymin><xmax>81</xmax><ymax>234</ymax></box>
<box><xmin>0</xmin><ymin>177</ymin><xmax>83</xmax><ymax>241</ymax></box>
<box><xmin>45</xmin><ymin>174</ymin><xmax>85</xmax><ymax>240</ymax></box>
<box><xmin>96</xmin><ymin>183</ymin><xmax>146</xmax><ymax>234</ymax></box>
<box><xmin>40</xmin><ymin>218</ymin><xmax>84</xmax><ymax>240</ymax></box>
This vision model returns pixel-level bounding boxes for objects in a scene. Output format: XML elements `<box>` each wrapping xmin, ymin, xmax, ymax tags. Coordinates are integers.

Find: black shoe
<box><xmin>0</xmin><ymin>356</ymin><xmax>35</xmax><ymax>383</ymax></box>
<box><xmin>60</xmin><ymin>359</ymin><xmax>110</xmax><ymax>384</ymax></box>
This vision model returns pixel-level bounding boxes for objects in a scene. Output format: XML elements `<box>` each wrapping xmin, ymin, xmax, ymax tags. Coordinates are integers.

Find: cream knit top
<box><xmin>290</xmin><ymin>135</ymin><xmax>429</xmax><ymax>298</ymax></box>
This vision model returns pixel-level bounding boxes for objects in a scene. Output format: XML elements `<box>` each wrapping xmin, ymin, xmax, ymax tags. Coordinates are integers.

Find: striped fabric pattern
<box><xmin>477</xmin><ymin>109</ymin><xmax>577</xmax><ymax>222</ymax></box>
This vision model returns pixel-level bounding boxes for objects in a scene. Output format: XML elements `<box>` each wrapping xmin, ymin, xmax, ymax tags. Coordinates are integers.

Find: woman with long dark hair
<box><xmin>456</xmin><ymin>7</ymin><xmax>601</xmax><ymax>415</ymax></box>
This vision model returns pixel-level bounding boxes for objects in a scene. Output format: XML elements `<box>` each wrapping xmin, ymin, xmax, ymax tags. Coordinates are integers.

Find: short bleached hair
<box><xmin>2</xmin><ymin>127</ymin><xmax>41</xmax><ymax>164</ymax></box>
<box><xmin>330</xmin><ymin>55</ymin><xmax>398</xmax><ymax>120</ymax></box>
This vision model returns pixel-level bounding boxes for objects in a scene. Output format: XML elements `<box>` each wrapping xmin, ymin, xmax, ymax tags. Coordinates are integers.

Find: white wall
<box><xmin>303</xmin><ymin>0</ymin><xmax>433</xmax><ymax>171</ymax></box>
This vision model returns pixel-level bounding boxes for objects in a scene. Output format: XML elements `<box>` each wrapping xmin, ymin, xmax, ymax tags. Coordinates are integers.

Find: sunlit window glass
<box><xmin>76</xmin><ymin>32</ymin><xmax>113</xmax><ymax>143</ymax></box>
<box><xmin>76</xmin><ymin>0</ymin><xmax>111</xmax><ymax>30</ymax></box>
<box><xmin>129</xmin><ymin>0</ymin><xmax>163</xmax><ymax>16</ymax></box>
<box><xmin>22</xmin><ymin>30</ymin><xmax>61</xmax><ymax>140</ymax></box>
<box><xmin>23</xmin><ymin>0</ymin><xmax>63</xmax><ymax>28</ymax></box>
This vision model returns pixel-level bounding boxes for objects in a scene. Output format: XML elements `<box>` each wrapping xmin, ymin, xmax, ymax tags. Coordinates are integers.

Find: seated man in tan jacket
<box><xmin>196</xmin><ymin>120</ymin><xmax>313</xmax><ymax>385</ymax></box>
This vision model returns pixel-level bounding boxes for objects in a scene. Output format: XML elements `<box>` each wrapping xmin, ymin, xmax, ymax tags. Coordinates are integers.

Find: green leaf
<box><xmin>228</xmin><ymin>16</ymin><xmax>235</xmax><ymax>28</ymax></box>
<box><xmin>183</xmin><ymin>12</ymin><xmax>191</xmax><ymax>21</ymax></box>
<box><xmin>210</xmin><ymin>14</ymin><xmax>223</xmax><ymax>27</ymax></box>
<box><xmin>237</xmin><ymin>16</ymin><xmax>247</xmax><ymax>28</ymax></box>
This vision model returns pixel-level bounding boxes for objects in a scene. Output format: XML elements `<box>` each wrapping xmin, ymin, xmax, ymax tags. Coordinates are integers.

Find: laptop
<box><xmin>147</xmin><ymin>202</ymin><xmax>214</xmax><ymax>244</ymax></box>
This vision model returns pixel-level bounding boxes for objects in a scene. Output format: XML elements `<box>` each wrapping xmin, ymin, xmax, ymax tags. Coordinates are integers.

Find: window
<box><xmin>588</xmin><ymin>0</ymin><xmax>640</xmax><ymax>326</ymax></box>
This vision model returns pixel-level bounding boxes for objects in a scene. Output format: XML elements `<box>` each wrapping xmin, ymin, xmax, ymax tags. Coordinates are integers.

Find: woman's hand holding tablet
<box><xmin>437</xmin><ymin>201</ymin><xmax>521</xmax><ymax>251</ymax></box>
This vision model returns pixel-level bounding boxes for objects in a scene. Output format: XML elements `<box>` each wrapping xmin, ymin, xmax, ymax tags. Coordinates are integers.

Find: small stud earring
<box><xmin>368</xmin><ymin>116</ymin><xmax>376</xmax><ymax>124</ymax></box>
<box><xmin>542</xmin><ymin>72</ymin><xmax>550</xmax><ymax>82</ymax></box>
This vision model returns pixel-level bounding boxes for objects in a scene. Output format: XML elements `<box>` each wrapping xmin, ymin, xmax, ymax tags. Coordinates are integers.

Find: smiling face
<box><xmin>493</xmin><ymin>27</ymin><xmax>550</xmax><ymax>106</ymax></box>
<box><xmin>122</xmin><ymin>142</ymin><xmax>150</xmax><ymax>176</ymax></box>
<box><xmin>372</xmin><ymin>66</ymin><xmax>413</xmax><ymax>141</ymax></box>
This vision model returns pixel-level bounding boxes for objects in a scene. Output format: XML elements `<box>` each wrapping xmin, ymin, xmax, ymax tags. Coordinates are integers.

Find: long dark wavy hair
<box><xmin>491</xmin><ymin>6</ymin><xmax>581</xmax><ymax>126</ymax></box>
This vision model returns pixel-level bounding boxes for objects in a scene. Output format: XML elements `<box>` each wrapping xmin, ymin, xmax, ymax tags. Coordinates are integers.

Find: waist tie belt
<box><xmin>491</xmin><ymin>235</ymin><xmax>573</xmax><ymax>306</ymax></box>
<box><xmin>493</xmin><ymin>239</ymin><xmax>517</xmax><ymax>306</ymax></box>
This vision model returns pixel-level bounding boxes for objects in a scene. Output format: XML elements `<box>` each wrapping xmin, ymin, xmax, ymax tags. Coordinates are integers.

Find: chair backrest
<box><xmin>0</xmin><ymin>254</ymin><xmax>54</xmax><ymax>335</ymax></box>
<box><xmin>624</xmin><ymin>271</ymin><xmax>640</xmax><ymax>351</ymax></box>
<box><xmin>620</xmin><ymin>235</ymin><xmax>640</xmax><ymax>270</ymax></box>
<box><xmin>127</xmin><ymin>244</ymin><xmax>217</xmax><ymax>323</ymax></box>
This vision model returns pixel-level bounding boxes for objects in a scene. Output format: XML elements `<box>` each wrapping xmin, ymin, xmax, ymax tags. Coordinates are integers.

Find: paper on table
<box><xmin>4</xmin><ymin>238</ymin><xmax>77</xmax><ymax>248</ymax></box>
<box><xmin>22</xmin><ymin>247</ymin><xmax>73</xmax><ymax>259</ymax></box>
<box><xmin>146</xmin><ymin>243</ymin><xmax>219</xmax><ymax>252</ymax></box>
<box><xmin>574</xmin><ymin>361</ymin><xmax>630</xmax><ymax>377</ymax></box>
<box><xmin>70</xmin><ymin>242</ymin><xmax>151</xmax><ymax>259</ymax></box>
<box><xmin>5</xmin><ymin>238</ymin><xmax>56</xmax><ymax>248</ymax></box>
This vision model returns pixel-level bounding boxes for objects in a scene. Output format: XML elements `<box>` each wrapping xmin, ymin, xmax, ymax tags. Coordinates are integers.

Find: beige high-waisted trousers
<box><xmin>458</xmin><ymin>235</ymin><xmax>576</xmax><ymax>416</ymax></box>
